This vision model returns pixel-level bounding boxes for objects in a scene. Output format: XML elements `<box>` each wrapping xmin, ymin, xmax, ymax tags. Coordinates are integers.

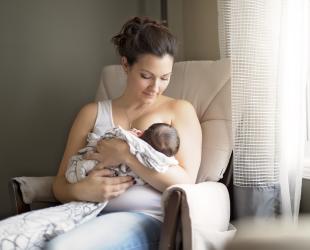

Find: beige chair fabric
<box><xmin>95</xmin><ymin>59</ymin><xmax>232</xmax><ymax>182</ymax></box>
<box><xmin>13</xmin><ymin>176</ymin><xmax>57</xmax><ymax>204</ymax></box>
<box><xmin>162</xmin><ymin>182</ymin><xmax>235</xmax><ymax>250</ymax></box>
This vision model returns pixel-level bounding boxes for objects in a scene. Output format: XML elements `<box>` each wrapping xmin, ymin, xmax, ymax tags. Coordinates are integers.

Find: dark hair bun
<box><xmin>111</xmin><ymin>16</ymin><xmax>177</xmax><ymax>65</ymax></box>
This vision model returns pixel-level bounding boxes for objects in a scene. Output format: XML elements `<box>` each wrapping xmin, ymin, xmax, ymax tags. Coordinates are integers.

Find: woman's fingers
<box><xmin>93</xmin><ymin>177</ymin><xmax>134</xmax><ymax>200</ymax></box>
<box><xmin>87</xmin><ymin>168</ymin><xmax>114</xmax><ymax>177</ymax></box>
<box><xmin>102</xmin><ymin>176</ymin><xmax>135</xmax><ymax>199</ymax></box>
<box><xmin>84</xmin><ymin>165</ymin><xmax>135</xmax><ymax>201</ymax></box>
<box><xmin>103</xmin><ymin>176</ymin><xmax>134</xmax><ymax>185</ymax></box>
<box><xmin>89</xmin><ymin>167</ymin><xmax>134</xmax><ymax>184</ymax></box>
<box><xmin>104</xmin><ymin>179</ymin><xmax>135</xmax><ymax>199</ymax></box>
<box><xmin>108</xmin><ymin>180</ymin><xmax>135</xmax><ymax>192</ymax></box>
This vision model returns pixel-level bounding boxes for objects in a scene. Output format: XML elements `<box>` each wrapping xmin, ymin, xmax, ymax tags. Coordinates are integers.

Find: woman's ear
<box><xmin>121</xmin><ymin>57</ymin><xmax>129</xmax><ymax>74</ymax></box>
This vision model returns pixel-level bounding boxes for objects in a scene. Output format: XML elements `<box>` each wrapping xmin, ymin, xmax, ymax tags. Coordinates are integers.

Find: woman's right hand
<box><xmin>74</xmin><ymin>168</ymin><xmax>134</xmax><ymax>202</ymax></box>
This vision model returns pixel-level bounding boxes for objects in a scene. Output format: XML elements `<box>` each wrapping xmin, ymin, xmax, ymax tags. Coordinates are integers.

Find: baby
<box><xmin>66</xmin><ymin>123</ymin><xmax>180</xmax><ymax>185</ymax></box>
<box><xmin>139</xmin><ymin>122</ymin><xmax>180</xmax><ymax>157</ymax></box>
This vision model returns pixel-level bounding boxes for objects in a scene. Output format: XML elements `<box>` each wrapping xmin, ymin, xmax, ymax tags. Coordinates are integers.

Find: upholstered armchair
<box><xmin>9</xmin><ymin>59</ymin><xmax>235</xmax><ymax>250</ymax></box>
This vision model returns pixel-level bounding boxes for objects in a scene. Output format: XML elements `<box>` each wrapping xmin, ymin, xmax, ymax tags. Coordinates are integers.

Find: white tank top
<box><xmin>93</xmin><ymin>100</ymin><xmax>163</xmax><ymax>221</ymax></box>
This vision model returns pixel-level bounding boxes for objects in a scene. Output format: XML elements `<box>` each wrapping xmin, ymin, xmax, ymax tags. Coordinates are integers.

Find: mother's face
<box><xmin>122</xmin><ymin>54</ymin><xmax>174</xmax><ymax>104</ymax></box>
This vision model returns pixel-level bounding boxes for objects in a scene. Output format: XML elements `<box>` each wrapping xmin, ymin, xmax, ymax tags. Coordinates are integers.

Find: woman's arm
<box><xmin>90</xmin><ymin>100</ymin><xmax>202</xmax><ymax>192</ymax></box>
<box><xmin>53</xmin><ymin>103</ymin><xmax>134</xmax><ymax>203</ymax></box>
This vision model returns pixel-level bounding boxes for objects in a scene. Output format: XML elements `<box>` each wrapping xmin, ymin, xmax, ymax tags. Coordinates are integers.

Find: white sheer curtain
<box><xmin>278</xmin><ymin>0</ymin><xmax>310</xmax><ymax>220</ymax></box>
<box><xmin>218</xmin><ymin>0</ymin><xmax>310</xmax><ymax>220</ymax></box>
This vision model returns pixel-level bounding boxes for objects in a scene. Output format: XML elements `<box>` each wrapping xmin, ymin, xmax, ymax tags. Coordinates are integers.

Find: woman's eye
<box><xmin>161</xmin><ymin>78</ymin><xmax>169</xmax><ymax>81</ymax></box>
<box><xmin>141</xmin><ymin>74</ymin><xmax>152</xmax><ymax>79</ymax></box>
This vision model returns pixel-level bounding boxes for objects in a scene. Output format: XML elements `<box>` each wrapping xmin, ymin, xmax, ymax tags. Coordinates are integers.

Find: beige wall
<box><xmin>168</xmin><ymin>0</ymin><xmax>220</xmax><ymax>61</ymax></box>
<box><xmin>168</xmin><ymin>0</ymin><xmax>185</xmax><ymax>61</ymax></box>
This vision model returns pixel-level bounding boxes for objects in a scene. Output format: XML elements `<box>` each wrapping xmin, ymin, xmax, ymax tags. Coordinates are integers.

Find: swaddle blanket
<box><xmin>66</xmin><ymin>126</ymin><xmax>178</xmax><ymax>185</ymax></box>
<box><xmin>0</xmin><ymin>126</ymin><xmax>178</xmax><ymax>250</ymax></box>
<box><xmin>0</xmin><ymin>202</ymin><xmax>106</xmax><ymax>250</ymax></box>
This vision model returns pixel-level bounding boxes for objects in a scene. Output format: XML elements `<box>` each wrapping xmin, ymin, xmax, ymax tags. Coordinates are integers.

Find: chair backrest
<box><xmin>95</xmin><ymin>59</ymin><xmax>232</xmax><ymax>183</ymax></box>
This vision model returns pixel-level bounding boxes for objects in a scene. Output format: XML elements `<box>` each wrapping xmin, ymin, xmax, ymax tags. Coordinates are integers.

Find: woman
<box><xmin>49</xmin><ymin>16</ymin><xmax>202</xmax><ymax>249</ymax></box>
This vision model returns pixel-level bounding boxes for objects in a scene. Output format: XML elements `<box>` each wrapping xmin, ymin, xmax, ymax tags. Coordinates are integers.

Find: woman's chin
<box><xmin>142</xmin><ymin>99</ymin><xmax>154</xmax><ymax>105</ymax></box>
<box><xmin>141</xmin><ymin>93</ymin><xmax>157</xmax><ymax>104</ymax></box>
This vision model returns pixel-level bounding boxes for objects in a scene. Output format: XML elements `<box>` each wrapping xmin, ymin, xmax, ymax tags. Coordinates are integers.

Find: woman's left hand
<box><xmin>84</xmin><ymin>138</ymin><xmax>129</xmax><ymax>167</ymax></box>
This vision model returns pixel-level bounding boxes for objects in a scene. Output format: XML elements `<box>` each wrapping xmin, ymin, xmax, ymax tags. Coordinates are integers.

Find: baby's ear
<box><xmin>130</xmin><ymin>128</ymin><xmax>144</xmax><ymax>137</ymax></box>
<box><xmin>136</xmin><ymin>130</ymin><xmax>143</xmax><ymax>137</ymax></box>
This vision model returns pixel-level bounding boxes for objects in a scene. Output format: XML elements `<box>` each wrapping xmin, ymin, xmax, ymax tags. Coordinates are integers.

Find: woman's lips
<box><xmin>143</xmin><ymin>92</ymin><xmax>157</xmax><ymax>98</ymax></box>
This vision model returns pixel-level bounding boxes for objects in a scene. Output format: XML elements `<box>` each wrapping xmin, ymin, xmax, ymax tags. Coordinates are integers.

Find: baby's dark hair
<box><xmin>111</xmin><ymin>16</ymin><xmax>177</xmax><ymax>65</ymax></box>
<box><xmin>140</xmin><ymin>123</ymin><xmax>180</xmax><ymax>157</ymax></box>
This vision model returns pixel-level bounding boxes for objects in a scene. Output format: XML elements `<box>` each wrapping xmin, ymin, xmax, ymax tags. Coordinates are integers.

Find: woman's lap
<box><xmin>46</xmin><ymin>212</ymin><xmax>162</xmax><ymax>250</ymax></box>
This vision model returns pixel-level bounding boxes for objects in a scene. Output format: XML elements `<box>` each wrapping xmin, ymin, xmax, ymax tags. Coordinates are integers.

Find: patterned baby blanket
<box><xmin>66</xmin><ymin>126</ymin><xmax>178</xmax><ymax>184</ymax></box>
<box><xmin>0</xmin><ymin>127</ymin><xmax>178</xmax><ymax>250</ymax></box>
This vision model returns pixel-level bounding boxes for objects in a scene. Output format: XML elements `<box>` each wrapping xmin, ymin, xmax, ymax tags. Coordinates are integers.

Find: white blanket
<box><xmin>0</xmin><ymin>127</ymin><xmax>178</xmax><ymax>250</ymax></box>
<box><xmin>0</xmin><ymin>202</ymin><xmax>106</xmax><ymax>250</ymax></box>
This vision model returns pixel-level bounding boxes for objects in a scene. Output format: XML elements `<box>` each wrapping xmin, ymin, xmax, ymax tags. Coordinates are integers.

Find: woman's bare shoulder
<box><xmin>161</xmin><ymin>96</ymin><xmax>194</xmax><ymax>113</ymax></box>
<box><xmin>80</xmin><ymin>102</ymin><xmax>98</xmax><ymax>114</ymax></box>
<box><xmin>74</xmin><ymin>102</ymin><xmax>98</xmax><ymax>127</ymax></box>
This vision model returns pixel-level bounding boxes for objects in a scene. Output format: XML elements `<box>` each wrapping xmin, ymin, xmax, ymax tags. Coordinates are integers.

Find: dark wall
<box><xmin>0</xmin><ymin>0</ymin><xmax>160</xmax><ymax>219</ymax></box>
<box><xmin>300</xmin><ymin>179</ymin><xmax>310</xmax><ymax>214</ymax></box>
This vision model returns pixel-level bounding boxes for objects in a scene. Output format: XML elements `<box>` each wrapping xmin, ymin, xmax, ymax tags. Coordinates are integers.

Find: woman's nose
<box><xmin>149</xmin><ymin>79</ymin><xmax>160</xmax><ymax>91</ymax></box>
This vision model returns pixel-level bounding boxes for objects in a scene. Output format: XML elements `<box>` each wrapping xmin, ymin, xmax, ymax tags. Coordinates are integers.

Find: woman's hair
<box><xmin>111</xmin><ymin>16</ymin><xmax>177</xmax><ymax>65</ymax></box>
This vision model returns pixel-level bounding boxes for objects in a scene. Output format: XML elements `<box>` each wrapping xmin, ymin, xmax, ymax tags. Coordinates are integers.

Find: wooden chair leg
<box><xmin>159</xmin><ymin>190</ymin><xmax>182</xmax><ymax>250</ymax></box>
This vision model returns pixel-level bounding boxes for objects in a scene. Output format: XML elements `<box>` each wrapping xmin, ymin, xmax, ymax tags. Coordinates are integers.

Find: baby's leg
<box><xmin>66</xmin><ymin>155</ymin><xmax>97</xmax><ymax>183</ymax></box>
<box><xmin>76</xmin><ymin>159</ymin><xmax>98</xmax><ymax>181</ymax></box>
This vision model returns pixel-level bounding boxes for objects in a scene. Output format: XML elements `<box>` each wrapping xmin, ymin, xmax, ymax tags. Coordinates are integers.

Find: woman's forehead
<box><xmin>134</xmin><ymin>54</ymin><xmax>173</xmax><ymax>75</ymax></box>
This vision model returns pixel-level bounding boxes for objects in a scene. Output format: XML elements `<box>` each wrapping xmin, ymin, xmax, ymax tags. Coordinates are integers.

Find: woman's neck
<box><xmin>114</xmin><ymin>94</ymin><xmax>154</xmax><ymax>114</ymax></box>
<box><xmin>112</xmin><ymin>97</ymin><xmax>151</xmax><ymax>129</ymax></box>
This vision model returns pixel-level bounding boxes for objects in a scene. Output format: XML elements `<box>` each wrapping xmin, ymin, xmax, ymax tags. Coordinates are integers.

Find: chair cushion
<box><xmin>164</xmin><ymin>59</ymin><xmax>231</xmax><ymax>123</ymax></box>
<box><xmin>198</xmin><ymin>120</ymin><xmax>232</xmax><ymax>182</ymax></box>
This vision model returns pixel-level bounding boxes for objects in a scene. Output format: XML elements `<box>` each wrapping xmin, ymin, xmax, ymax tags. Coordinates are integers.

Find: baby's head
<box><xmin>140</xmin><ymin>123</ymin><xmax>180</xmax><ymax>157</ymax></box>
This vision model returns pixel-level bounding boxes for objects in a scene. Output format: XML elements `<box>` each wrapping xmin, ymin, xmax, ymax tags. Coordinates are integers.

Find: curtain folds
<box><xmin>218</xmin><ymin>0</ymin><xmax>310</xmax><ymax>221</ymax></box>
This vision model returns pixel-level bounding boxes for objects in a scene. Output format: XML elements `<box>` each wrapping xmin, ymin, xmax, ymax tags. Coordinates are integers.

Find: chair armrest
<box><xmin>9</xmin><ymin>176</ymin><xmax>59</xmax><ymax>214</ymax></box>
<box><xmin>162</xmin><ymin>182</ymin><xmax>235</xmax><ymax>250</ymax></box>
<box><xmin>8</xmin><ymin>179</ymin><xmax>30</xmax><ymax>214</ymax></box>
